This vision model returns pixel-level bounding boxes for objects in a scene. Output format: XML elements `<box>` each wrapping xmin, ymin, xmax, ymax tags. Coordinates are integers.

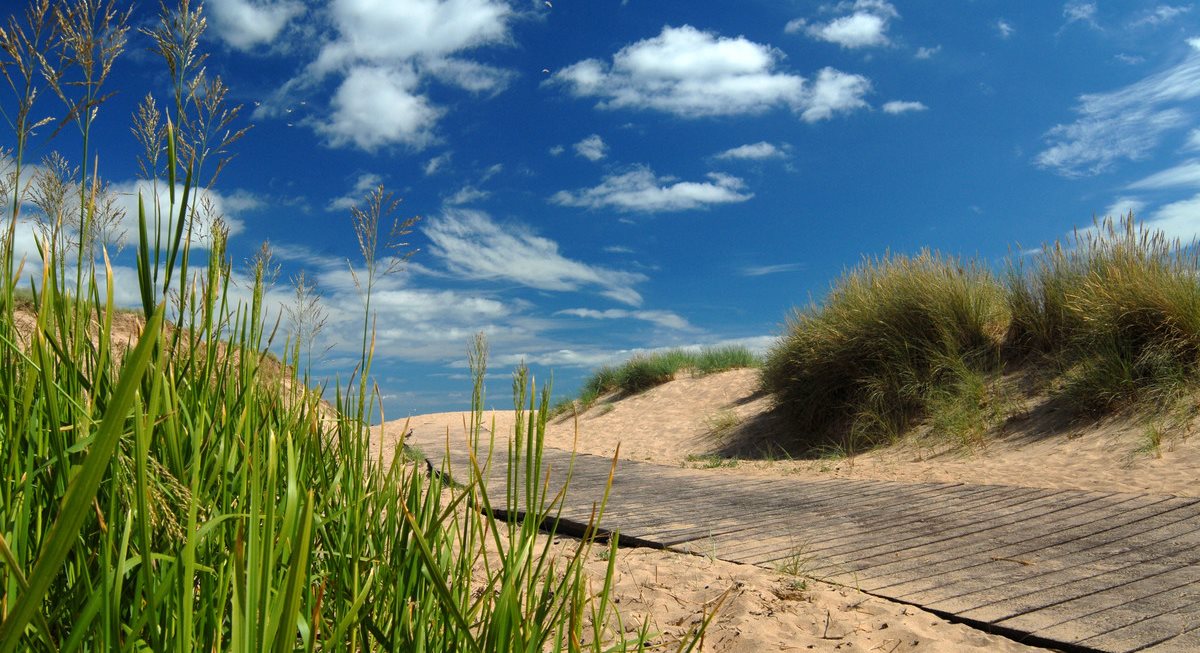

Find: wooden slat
<box><xmin>412</xmin><ymin>432</ymin><xmax>1200</xmax><ymax>653</ymax></box>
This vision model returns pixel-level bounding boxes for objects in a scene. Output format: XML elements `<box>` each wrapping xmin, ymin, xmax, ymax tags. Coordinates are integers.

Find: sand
<box><xmin>363</xmin><ymin>367</ymin><xmax>1200</xmax><ymax>650</ymax></box>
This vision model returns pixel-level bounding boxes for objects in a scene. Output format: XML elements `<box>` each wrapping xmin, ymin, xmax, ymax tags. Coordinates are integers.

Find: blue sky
<box><xmin>7</xmin><ymin>0</ymin><xmax>1200</xmax><ymax>416</ymax></box>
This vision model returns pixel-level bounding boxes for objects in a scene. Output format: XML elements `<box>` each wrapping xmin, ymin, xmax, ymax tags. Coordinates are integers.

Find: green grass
<box><xmin>551</xmin><ymin>346</ymin><xmax>761</xmax><ymax>418</ymax></box>
<box><xmin>1007</xmin><ymin>217</ymin><xmax>1200</xmax><ymax>414</ymax></box>
<box><xmin>0</xmin><ymin>2</ymin><xmax>712</xmax><ymax>650</ymax></box>
<box><xmin>761</xmin><ymin>215</ymin><xmax>1200</xmax><ymax>453</ymax></box>
<box><xmin>761</xmin><ymin>250</ymin><xmax>1007</xmax><ymax>451</ymax></box>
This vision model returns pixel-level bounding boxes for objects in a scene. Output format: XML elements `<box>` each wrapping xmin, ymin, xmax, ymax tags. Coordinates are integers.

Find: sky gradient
<box><xmin>6</xmin><ymin>0</ymin><xmax>1200</xmax><ymax>417</ymax></box>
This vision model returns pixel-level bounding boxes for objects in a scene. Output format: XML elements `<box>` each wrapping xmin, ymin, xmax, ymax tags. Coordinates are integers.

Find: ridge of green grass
<box><xmin>762</xmin><ymin>216</ymin><xmax>1200</xmax><ymax>453</ymax></box>
<box><xmin>550</xmin><ymin>346</ymin><xmax>761</xmax><ymax>419</ymax></box>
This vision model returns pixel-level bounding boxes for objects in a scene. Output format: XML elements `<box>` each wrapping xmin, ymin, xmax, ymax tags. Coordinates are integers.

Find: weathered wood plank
<box><xmin>413</xmin><ymin>434</ymin><xmax>1200</xmax><ymax>653</ymax></box>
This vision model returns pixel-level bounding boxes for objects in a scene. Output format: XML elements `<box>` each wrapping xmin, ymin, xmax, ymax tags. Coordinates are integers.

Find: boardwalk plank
<box><xmin>413</xmin><ymin>433</ymin><xmax>1200</xmax><ymax>653</ymax></box>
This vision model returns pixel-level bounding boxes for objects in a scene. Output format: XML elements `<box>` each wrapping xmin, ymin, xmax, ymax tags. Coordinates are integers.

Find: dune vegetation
<box><xmin>763</xmin><ymin>216</ymin><xmax>1200</xmax><ymax>453</ymax></box>
<box><xmin>0</xmin><ymin>1</ymin><xmax>713</xmax><ymax>650</ymax></box>
<box><xmin>550</xmin><ymin>346</ymin><xmax>760</xmax><ymax>418</ymax></box>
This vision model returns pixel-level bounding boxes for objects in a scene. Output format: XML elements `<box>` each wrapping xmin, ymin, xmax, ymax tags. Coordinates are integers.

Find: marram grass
<box><xmin>0</xmin><ymin>0</ymin><xmax>712</xmax><ymax>649</ymax></box>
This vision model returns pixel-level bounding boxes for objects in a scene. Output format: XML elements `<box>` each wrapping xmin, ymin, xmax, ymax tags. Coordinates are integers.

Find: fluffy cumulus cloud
<box><xmin>787</xmin><ymin>0</ymin><xmax>899</xmax><ymax>49</ymax></box>
<box><xmin>715</xmin><ymin>142</ymin><xmax>785</xmax><ymax>160</ymax></box>
<box><xmin>263</xmin><ymin>0</ymin><xmax>515</xmax><ymax>152</ymax></box>
<box><xmin>424</xmin><ymin>209</ymin><xmax>647</xmax><ymax>305</ymax></box>
<box><xmin>1036</xmin><ymin>48</ymin><xmax>1200</xmax><ymax>176</ymax></box>
<box><xmin>573</xmin><ymin>134</ymin><xmax>608</xmax><ymax>161</ymax></box>
<box><xmin>882</xmin><ymin>100</ymin><xmax>927</xmax><ymax>114</ymax></box>
<box><xmin>803</xmin><ymin>68</ymin><xmax>872</xmax><ymax>122</ymax></box>
<box><xmin>316</xmin><ymin>66</ymin><xmax>444</xmax><ymax>151</ymax></box>
<box><xmin>208</xmin><ymin>0</ymin><xmax>304</xmax><ymax>50</ymax></box>
<box><xmin>557</xmin><ymin>308</ymin><xmax>691</xmax><ymax>330</ymax></box>
<box><xmin>314</xmin><ymin>0</ymin><xmax>512</xmax><ymax>72</ymax></box>
<box><xmin>549</xmin><ymin>25</ymin><xmax>871</xmax><ymax>122</ymax></box>
<box><xmin>551</xmin><ymin>166</ymin><xmax>753</xmax><ymax>213</ymax></box>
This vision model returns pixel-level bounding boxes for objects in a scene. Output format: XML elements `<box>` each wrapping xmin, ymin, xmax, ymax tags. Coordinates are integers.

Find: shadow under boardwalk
<box><xmin>408</xmin><ymin>428</ymin><xmax>1200</xmax><ymax>653</ymax></box>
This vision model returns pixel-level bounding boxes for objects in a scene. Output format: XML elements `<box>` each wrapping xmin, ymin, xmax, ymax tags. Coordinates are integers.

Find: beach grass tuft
<box><xmin>0</xmin><ymin>1</ymin><xmax>711</xmax><ymax>649</ymax></box>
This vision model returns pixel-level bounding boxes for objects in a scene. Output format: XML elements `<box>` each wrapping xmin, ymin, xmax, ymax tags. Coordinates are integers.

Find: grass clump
<box><xmin>761</xmin><ymin>250</ymin><xmax>1007</xmax><ymax>450</ymax></box>
<box><xmin>1007</xmin><ymin>216</ymin><xmax>1200</xmax><ymax>414</ymax></box>
<box><xmin>0</xmin><ymin>1</ymin><xmax>714</xmax><ymax>649</ymax></box>
<box><xmin>551</xmin><ymin>346</ymin><xmax>760</xmax><ymax>418</ymax></box>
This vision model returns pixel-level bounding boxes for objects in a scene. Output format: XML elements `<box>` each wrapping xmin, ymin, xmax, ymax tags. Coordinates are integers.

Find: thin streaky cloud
<box><xmin>741</xmin><ymin>262</ymin><xmax>804</xmax><ymax>276</ymax></box>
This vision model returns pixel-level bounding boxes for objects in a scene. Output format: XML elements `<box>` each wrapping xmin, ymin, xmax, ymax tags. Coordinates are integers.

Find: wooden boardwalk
<box><xmin>406</xmin><ymin>426</ymin><xmax>1200</xmax><ymax>653</ymax></box>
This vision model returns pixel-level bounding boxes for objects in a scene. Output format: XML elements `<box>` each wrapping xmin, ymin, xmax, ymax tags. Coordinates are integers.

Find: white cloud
<box><xmin>788</xmin><ymin>1</ymin><xmax>899</xmax><ymax>49</ymax></box>
<box><xmin>882</xmin><ymin>100</ymin><xmax>928</xmax><ymax>114</ymax></box>
<box><xmin>549</xmin><ymin>145</ymin><xmax>565</xmax><ymax>156</ymax></box>
<box><xmin>317</xmin><ymin>66</ymin><xmax>443</xmax><ymax>151</ymax></box>
<box><xmin>1188</xmin><ymin>128</ymin><xmax>1200</xmax><ymax>150</ymax></box>
<box><xmin>549</xmin><ymin>25</ymin><xmax>870</xmax><ymax>122</ymax></box>
<box><xmin>208</xmin><ymin>0</ymin><xmax>303</xmax><ymax>50</ymax></box>
<box><xmin>803</xmin><ymin>68</ymin><xmax>872</xmax><ymax>122</ymax></box>
<box><xmin>262</xmin><ymin>0</ymin><xmax>515</xmax><ymax>153</ymax></box>
<box><xmin>740</xmin><ymin>262</ymin><xmax>804</xmax><ymax>276</ymax></box>
<box><xmin>313</xmin><ymin>0</ymin><xmax>513</xmax><ymax>74</ymax></box>
<box><xmin>327</xmin><ymin>172</ymin><xmax>382</xmax><ymax>211</ymax></box>
<box><xmin>1145</xmin><ymin>193</ymin><xmax>1200</xmax><ymax>242</ymax></box>
<box><xmin>1115</xmin><ymin>53</ymin><xmax>1146</xmax><ymax>65</ymax></box>
<box><xmin>1104</xmin><ymin>196</ymin><xmax>1146</xmax><ymax>219</ymax></box>
<box><xmin>1131</xmin><ymin>5</ymin><xmax>1192</xmax><ymax>28</ymax></box>
<box><xmin>425</xmin><ymin>152</ymin><xmax>452</xmax><ymax>176</ymax></box>
<box><xmin>422</xmin><ymin>57</ymin><xmax>514</xmax><ymax>94</ymax></box>
<box><xmin>494</xmin><ymin>335</ymin><xmax>778</xmax><ymax>370</ymax></box>
<box><xmin>424</xmin><ymin>209</ymin><xmax>647</xmax><ymax>305</ymax></box>
<box><xmin>1036</xmin><ymin>48</ymin><xmax>1200</xmax><ymax>176</ymax></box>
<box><xmin>996</xmin><ymin>19</ymin><xmax>1015</xmax><ymax>39</ymax></box>
<box><xmin>444</xmin><ymin>185</ymin><xmax>490</xmax><ymax>205</ymax></box>
<box><xmin>1062</xmin><ymin>2</ymin><xmax>1099</xmax><ymax>29</ymax></box>
<box><xmin>551</xmin><ymin>166</ymin><xmax>753</xmax><ymax>213</ymax></box>
<box><xmin>573</xmin><ymin>134</ymin><xmax>608</xmax><ymax>161</ymax></box>
<box><xmin>714</xmin><ymin>142</ymin><xmax>784</xmax><ymax>160</ymax></box>
<box><xmin>110</xmin><ymin>180</ymin><xmax>252</xmax><ymax>248</ymax></box>
<box><xmin>1128</xmin><ymin>160</ymin><xmax>1200</xmax><ymax>189</ymax></box>
<box><xmin>557</xmin><ymin>308</ymin><xmax>691</xmax><ymax>330</ymax></box>
<box><xmin>915</xmin><ymin>45</ymin><xmax>941</xmax><ymax>59</ymax></box>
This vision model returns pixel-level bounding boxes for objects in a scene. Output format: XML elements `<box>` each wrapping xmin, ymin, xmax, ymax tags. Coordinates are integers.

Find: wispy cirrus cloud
<box><xmin>424</xmin><ymin>208</ymin><xmax>647</xmax><ymax>305</ymax></box>
<box><xmin>551</xmin><ymin>166</ymin><xmax>752</xmax><ymax>213</ymax></box>
<box><xmin>549</xmin><ymin>25</ymin><xmax>871</xmax><ymax>122</ymax></box>
<box><xmin>740</xmin><ymin>262</ymin><xmax>804</xmax><ymax>276</ymax></box>
<box><xmin>557</xmin><ymin>308</ymin><xmax>692</xmax><ymax>330</ymax></box>
<box><xmin>1036</xmin><ymin>46</ymin><xmax>1200</xmax><ymax>176</ymax></box>
<box><xmin>1127</xmin><ymin>160</ymin><xmax>1200</xmax><ymax>189</ymax></box>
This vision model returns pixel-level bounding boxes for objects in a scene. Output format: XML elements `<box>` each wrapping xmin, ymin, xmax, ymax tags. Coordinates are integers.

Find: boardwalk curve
<box><xmin>405</xmin><ymin>425</ymin><xmax>1200</xmax><ymax>653</ymax></box>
